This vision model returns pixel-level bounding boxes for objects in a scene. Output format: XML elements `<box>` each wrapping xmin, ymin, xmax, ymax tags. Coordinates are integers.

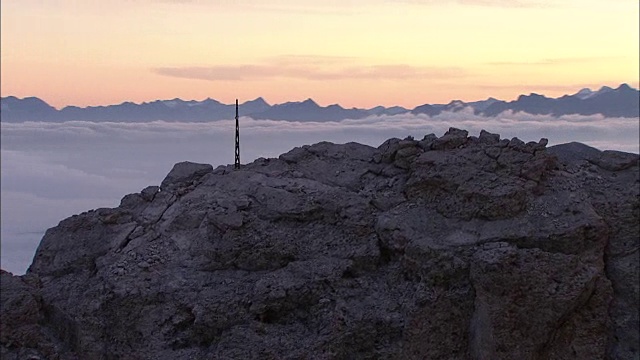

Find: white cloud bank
<box><xmin>1</xmin><ymin>111</ymin><xmax>638</xmax><ymax>274</ymax></box>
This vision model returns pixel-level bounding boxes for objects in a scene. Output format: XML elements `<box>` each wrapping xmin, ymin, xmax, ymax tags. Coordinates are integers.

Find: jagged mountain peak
<box><xmin>616</xmin><ymin>83</ymin><xmax>634</xmax><ymax>91</ymax></box>
<box><xmin>300</xmin><ymin>98</ymin><xmax>319</xmax><ymax>106</ymax></box>
<box><xmin>518</xmin><ymin>93</ymin><xmax>548</xmax><ymax>100</ymax></box>
<box><xmin>242</xmin><ymin>97</ymin><xmax>270</xmax><ymax>106</ymax></box>
<box><xmin>573</xmin><ymin>88</ymin><xmax>595</xmax><ymax>99</ymax></box>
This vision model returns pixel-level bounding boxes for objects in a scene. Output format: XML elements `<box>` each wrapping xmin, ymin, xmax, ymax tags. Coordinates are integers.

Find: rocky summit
<box><xmin>1</xmin><ymin>128</ymin><xmax>638</xmax><ymax>359</ymax></box>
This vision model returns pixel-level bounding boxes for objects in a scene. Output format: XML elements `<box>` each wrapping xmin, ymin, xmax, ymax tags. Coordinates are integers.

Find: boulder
<box><xmin>160</xmin><ymin>161</ymin><xmax>213</xmax><ymax>192</ymax></box>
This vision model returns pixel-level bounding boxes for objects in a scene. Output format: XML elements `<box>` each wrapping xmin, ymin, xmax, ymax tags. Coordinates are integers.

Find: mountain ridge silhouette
<box><xmin>1</xmin><ymin>84</ymin><xmax>638</xmax><ymax>122</ymax></box>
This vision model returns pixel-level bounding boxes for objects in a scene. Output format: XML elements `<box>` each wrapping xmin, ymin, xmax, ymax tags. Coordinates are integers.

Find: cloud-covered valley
<box><xmin>1</xmin><ymin>111</ymin><xmax>638</xmax><ymax>274</ymax></box>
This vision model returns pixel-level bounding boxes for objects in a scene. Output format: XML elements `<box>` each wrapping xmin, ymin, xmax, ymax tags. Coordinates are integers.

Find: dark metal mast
<box><xmin>234</xmin><ymin>99</ymin><xmax>240</xmax><ymax>169</ymax></box>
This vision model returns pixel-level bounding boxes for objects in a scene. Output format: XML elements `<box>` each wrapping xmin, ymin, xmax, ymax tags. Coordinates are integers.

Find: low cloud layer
<box><xmin>2</xmin><ymin>111</ymin><xmax>638</xmax><ymax>274</ymax></box>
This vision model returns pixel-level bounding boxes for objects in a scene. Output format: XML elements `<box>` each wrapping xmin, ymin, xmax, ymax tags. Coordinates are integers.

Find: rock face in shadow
<box><xmin>2</xmin><ymin>128</ymin><xmax>638</xmax><ymax>359</ymax></box>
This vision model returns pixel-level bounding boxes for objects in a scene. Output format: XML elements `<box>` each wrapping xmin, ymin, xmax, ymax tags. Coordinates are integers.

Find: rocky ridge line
<box><xmin>1</xmin><ymin>128</ymin><xmax>638</xmax><ymax>359</ymax></box>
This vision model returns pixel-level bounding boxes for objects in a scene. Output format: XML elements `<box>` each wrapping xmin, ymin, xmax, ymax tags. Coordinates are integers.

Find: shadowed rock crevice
<box><xmin>2</xmin><ymin>128</ymin><xmax>638</xmax><ymax>359</ymax></box>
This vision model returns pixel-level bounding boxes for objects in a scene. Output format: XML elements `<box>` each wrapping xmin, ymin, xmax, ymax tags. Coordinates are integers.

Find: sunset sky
<box><xmin>1</xmin><ymin>0</ymin><xmax>638</xmax><ymax>109</ymax></box>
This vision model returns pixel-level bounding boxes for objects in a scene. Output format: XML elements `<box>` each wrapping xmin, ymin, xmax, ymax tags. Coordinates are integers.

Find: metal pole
<box><xmin>234</xmin><ymin>99</ymin><xmax>240</xmax><ymax>169</ymax></box>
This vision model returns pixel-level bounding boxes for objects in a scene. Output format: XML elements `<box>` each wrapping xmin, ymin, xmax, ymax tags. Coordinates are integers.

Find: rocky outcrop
<box><xmin>2</xmin><ymin>128</ymin><xmax>638</xmax><ymax>359</ymax></box>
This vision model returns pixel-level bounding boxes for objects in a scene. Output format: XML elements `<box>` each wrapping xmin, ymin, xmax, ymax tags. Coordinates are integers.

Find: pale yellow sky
<box><xmin>1</xmin><ymin>0</ymin><xmax>638</xmax><ymax>108</ymax></box>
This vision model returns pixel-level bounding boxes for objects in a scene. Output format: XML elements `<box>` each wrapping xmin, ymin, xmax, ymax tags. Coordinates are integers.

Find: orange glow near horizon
<box><xmin>1</xmin><ymin>0</ymin><xmax>638</xmax><ymax>109</ymax></box>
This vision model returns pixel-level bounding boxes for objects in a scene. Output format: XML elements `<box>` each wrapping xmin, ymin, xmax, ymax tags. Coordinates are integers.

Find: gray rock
<box><xmin>548</xmin><ymin>141</ymin><xmax>602</xmax><ymax>165</ymax></box>
<box><xmin>478</xmin><ymin>129</ymin><xmax>500</xmax><ymax>145</ymax></box>
<box><xmin>0</xmin><ymin>270</ymin><xmax>78</xmax><ymax>360</ymax></box>
<box><xmin>594</xmin><ymin>150</ymin><xmax>639</xmax><ymax>171</ymax></box>
<box><xmin>2</xmin><ymin>129</ymin><xmax>637</xmax><ymax>359</ymax></box>
<box><xmin>431</xmin><ymin>127</ymin><xmax>469</xmax><ymax>150</ymax></box>
<box><xmin>377</xmin><ymin>137</ymin><xmax>402</xmax><ymax>163</ymax></box>
<box><xmin>418</xmin><ymin>133</ymin><xmax>437</xmax><ymax>151</ymax></box>
<box><xmin>160</xmin><ymin>161</ymin><xmax>213</xmax><ymax>193</ymax></box>
<box><xmin>140</xmin><ymin>185</ymin><xmax>160</xmax><ymax>202</ymax></box>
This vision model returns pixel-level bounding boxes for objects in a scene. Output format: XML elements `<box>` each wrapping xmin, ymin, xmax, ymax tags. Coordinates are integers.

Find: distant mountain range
<box><xmin>1</xmin><ymin>84</ymin><xmax>638</xmax><ymax>122</ymax></box>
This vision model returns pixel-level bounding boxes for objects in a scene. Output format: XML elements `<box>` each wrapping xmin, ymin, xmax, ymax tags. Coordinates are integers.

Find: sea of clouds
<box><xmin>2</xmin><ymin>110</ymin><xmax>638</xmax><ymax>274</ymax></box>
